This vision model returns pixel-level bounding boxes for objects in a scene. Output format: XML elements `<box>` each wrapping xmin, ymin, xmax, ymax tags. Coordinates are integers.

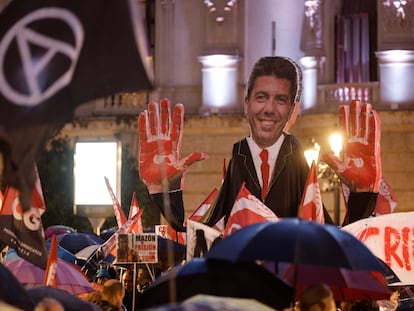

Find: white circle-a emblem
<box><xmin>0</xmin><ymin>7</ymin><xmax>84</xmax><ymax>106</ymax></box>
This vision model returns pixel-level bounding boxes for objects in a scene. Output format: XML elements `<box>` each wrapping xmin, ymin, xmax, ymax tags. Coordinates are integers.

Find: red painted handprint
<box><xmin>138</xmin><ymin>99</ymin><xmax>208</xmax><ymax>193</ymax></box>
<box><xmin>321</xmin><ymin>100</ymin><xmax>382</xmax><ymax>193</ymax></box>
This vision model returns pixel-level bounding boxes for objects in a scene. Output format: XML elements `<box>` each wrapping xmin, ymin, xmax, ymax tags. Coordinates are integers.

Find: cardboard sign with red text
<box><xmin>342</xmin><ymin>212</ymin><xmax>414</xmax><ymax>285</ymax></box>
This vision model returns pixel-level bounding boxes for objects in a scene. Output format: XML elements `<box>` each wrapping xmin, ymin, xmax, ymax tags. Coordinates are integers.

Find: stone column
<box><xmin>300</xmin><ymin>0</ymin><xmax>326</xmax><ymax>111</ymax></box>
<box><xmin>300</xmin><ymin>56</ymin><xmax>326</xmax><ymax>110</ymax></box>
<box><xmin>198</xmin><ymin>54</ymin><xmax>240</xmax><ymax>115</ymax></box>
<box><xmin>376</xmin><ymin>50</ymin><xmax>414</xmax><ymax>109</ymax></box>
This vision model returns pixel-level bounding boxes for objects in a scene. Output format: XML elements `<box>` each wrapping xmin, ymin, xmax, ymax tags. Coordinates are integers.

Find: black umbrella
<box><xmin>205</xmin><ymin>218</ymin><xmax>387</xmax><ymax>273</ymax></box>
<box><xmin>157</xmin><ymin>236</ymin><xmax>186</xmax><ymax>264</ymax></box>
<box><xmin>0</xmin><ymin>262</ymin><xmax>35</xmax><ymax>310</ymax></box>
<box><xmin>26</xmin><ymin>286</ymin><xmax>101</xmax><ymax>311</ymax></box>
<box><xmin>140</xmin><ymin>257</ymin><xmax>294</xmax><ymax>310</ymax></box>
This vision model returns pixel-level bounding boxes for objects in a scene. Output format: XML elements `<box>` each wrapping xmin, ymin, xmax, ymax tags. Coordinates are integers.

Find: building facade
<box><xmin>63</xmin><ymin>0</ymin><xmax>414</xmax><ymax>222</ymax></box>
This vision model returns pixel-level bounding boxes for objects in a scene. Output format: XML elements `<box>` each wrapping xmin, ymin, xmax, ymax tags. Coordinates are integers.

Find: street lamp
<box><xmin>304</xmin><ymin>134</ymin><xmax>343</xmax><ymax>225</ymax></box>
<box><xmin>304</xmin><ymin>138</ymin><xmax>320</xmax><ymax>168</ymax></box>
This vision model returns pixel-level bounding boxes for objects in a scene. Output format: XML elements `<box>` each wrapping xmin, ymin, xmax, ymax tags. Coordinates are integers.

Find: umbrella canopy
<box><xmin>75</xmin><ymin>244</ymin><xmax>114</xmax><ymax>264</ymax></box>
<box><xmin>375</xmin><ymin>257</ymin><xmax>401</xmax><ymax>285</ymax></box>
<box><xmin>206</xmin><ymin>218</ymin><xmax>386</xmax><ymax>273</ymax></box>
<box><xmin>277</xmin><ymin>262</ymin><xmax>390</xmax><ymax>301</ymax></box>
<box><xmin>4</xmin><ymin>257</ymin><xmax>94</xmax><ymax>295</ymax></box>
<box><xmin>146</xmin><ymin>294</ymin><xmax>278</xmax><ymax>311</ymax></box>
<box><xmin>44</xmin><ymin>225</ymin><xmax>76</xmax><ymax>240</ymax></box>
<box><xmin>99</xmin><ymin>226</ymin><xmax>117</xmax><ymax>241</ymax></box>
<box><xmin>4</xmin><ymin>242</ymin><xmax>77</xmax><ymax>265</ymax></box>
<box><xmin>0</xmin><ymin>263</ymin><xmax>35</xmax><ymax>310</ymax></box>
<box><xmin>55</xmin><ymin>232</ymin><xmax>104</xmax><ymax>254</ymax></box>
<box><xmin>157</xmin><ymin>236</ymin><xmax>186</xmax><ymax>264</ymax></box>
<box><xmin>342</xmin><ymin>212</ymin><xmax>414</xmax><ymax>285</ymax></box>
<box><xmin>140</xmin><ymin>258</ymin><xmax>294</xmax><ymax>310</ymax></box>
<box><xmin>26</xmin><ymin>286</ymin><xmax>101</xmax><ymax>311</ymax></box>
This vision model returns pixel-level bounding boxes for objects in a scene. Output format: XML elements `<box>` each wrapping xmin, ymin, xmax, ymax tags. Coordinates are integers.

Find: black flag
<box><xmin>0</xmin><ymin>186</ymin><xmax>48</xmax><ymax>269</ymax></box>
<box><xmin>0</xmin><ymin>0</ymin><xmax>153</xmax><ymax>210</ymax></box>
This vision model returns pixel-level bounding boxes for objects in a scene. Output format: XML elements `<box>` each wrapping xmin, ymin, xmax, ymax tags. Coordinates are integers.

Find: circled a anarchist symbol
<box><xmin>0</xmin><ymin>7</ymin><xmax>84</xmax><ymax>106</ymax></box>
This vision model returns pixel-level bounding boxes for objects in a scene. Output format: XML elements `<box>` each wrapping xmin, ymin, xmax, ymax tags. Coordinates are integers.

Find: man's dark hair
<box><xmin>246</xmin><ymin>56</ymin><xmax>302</xmax><ymax>104</ymax></box>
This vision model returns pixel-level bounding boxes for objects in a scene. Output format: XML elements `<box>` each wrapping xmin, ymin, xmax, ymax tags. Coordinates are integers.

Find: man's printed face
<box><xmin>244</xmin><ymin>76</ymin><xmax>295</xmax><ymax>148</ymax></box>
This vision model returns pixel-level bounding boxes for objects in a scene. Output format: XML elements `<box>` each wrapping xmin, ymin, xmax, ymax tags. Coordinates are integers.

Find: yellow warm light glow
<box><xmin>304</xmin><ymin>139</ymin><xmax>320</xmax><ymax>168</ymax></box>
<box><xmin>329</xmin><ymin>133</ymin><xmax>343</xmax><ymax>157</ymax></box>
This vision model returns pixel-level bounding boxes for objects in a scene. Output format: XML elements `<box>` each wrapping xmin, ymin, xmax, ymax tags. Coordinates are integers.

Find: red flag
<box><xmin>188</xmin><ymin>188</ymin><xmax>218</xmax><ymax>223</ymax></box>
<box><xmin>44</xmin><ymin>234</ymin><xmax>58</xmax><ymax>287</ymax></box>
<box><xmin>128</xmin><ymin>192</ymin><xmax>143</xmax><ymax>234</ymax></box>
<box><xmin>100</xmin><ymin>209</ymin><xmax>144</xmax><ymax>259</ymax></box>
<box><xmin>166</xmin><ymin>226</ymin><xmax>186</xmax><ymax>245</ymax></box>
<box><xmin>104</xmin><ymin>176</ymin><xmax>127</xmax><ymax>228</ymax></box>
<box><xmin>224</xmin><ymin>183</ymin><xmax>278</xmax><ymax>237</ymax></box>
<box><xmin>32</xmin><ymin>165</ymin><xmax>46</xmax><ymax>210</ymax></box>
<box><xmin>375</xmin><ymin>178</ymin><xmax>398</xmax><ymax>215</ymax></box>
<box><xmin>298</xmin><ymin>161</ymin><xmax>325</xmax><ymax>224</ymax></box>
<box><xmin>0</xmin><ymin>184</ymin><xmax>48</xmax><ymax>269</ymax></box>
<box><xmin>213</xmin><ymin>217</ymin><xmax>225</xmax><ymax>232</ymax></box>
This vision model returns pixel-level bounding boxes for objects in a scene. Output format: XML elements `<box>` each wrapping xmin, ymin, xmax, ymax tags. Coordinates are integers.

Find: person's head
<box><xmin>389</xmin><ymin>287</ymin><xmax>400</xmax><ymax>305</ymax></box>
<box><xmin>102</xmin><ymin>279</ymin><xmax>125</xmax><ymax>308</ymax></box>
<box><xmin>137</xmin><ymin>267</ymin><xmax>150</xmax><ymax>285</ymax></box>
<box><xmin>122</xmin><ymin>270</ymin><xmax>135</xmax><ymax>294</ymax></box>
<box><xmin>298</xmin><ymin>283</ymin><xmax>336</xmax><ymax>311</ymax></box>
<box><xmin>341</xmin><ymin>300</ymin><xmax>379</xmax><ymax>311</ymax></box>
<box><xmin>34</xmin><ymin>297</ymin><xmax>64</xmax><ymax>311</ymax></box>
<box><xmin>244</xmin><ymin>56</ymin><xmax>302</xmax><ymax>148</ymax></box>
<box><xmin>95</xmin><ymin>268</ymin><xmax>111</xmax><ymax>285</ymax></box>
<box><xmin>86</xmin><ymin>290</ymin><xmax>102</xmax><ymax>305</ymax></box>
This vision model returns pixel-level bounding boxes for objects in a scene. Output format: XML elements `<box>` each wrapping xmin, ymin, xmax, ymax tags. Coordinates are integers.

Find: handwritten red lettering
<box><xmin>357</xmin><ymin>227</ymin><xmax>379</xmax><ymax>242</ymax></box>
<box><xmin>385</xmin><ymin>227</ymin><xmax>403</xmax><ymax>268</ymax></box>
<box><xmin>402</xmin><ymin>227</ymin><xmax>411</xmax><ymax>271</ymax></box>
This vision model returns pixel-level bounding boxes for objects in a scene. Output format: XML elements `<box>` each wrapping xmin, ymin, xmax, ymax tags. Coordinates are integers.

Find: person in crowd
<box><xmin>85</xmin><ymin>290</ymin><xmax>102</xmax><ymax>306</ymax></box>
<box><xmin>377</xmin><ymin>287</ymin><xmax>400</xmax><ymax>311</ymax></box>
<box><xmin>297</xmin><ymin>283</ymin><xmax>336</xmax><ymax>311</ymax></box>
<box><xmin>34</xmin><ymin>297</ymin><xmax>65</xmax><ymax>311</ymax></box>
<box><xmin>121</xmin><ymin>270</ymin><xmax>138</xmax><ymax>311</ymax></box>
<box><xmin>97</xmin><ymin>279</ymin><xmax>125</xmax><ymax>311</ymax></box>
<box><xmin>341</xmin><ymin>300</ymin><xmax>380</xmax><ymax>311</ymax></box>
<box><xmin>138</xmin><ymin>56</ymin><xmax>382</xmax><ymax>230</ymax></box>
<box><xmin>136</xmin><ymin>267</ymin><xmax>151</xmax><ymax>293</ymax></box>
<box><xmin>93</xmin><ymin>268</ymin><xmax>113</xmax><ymax>292</ymax></box>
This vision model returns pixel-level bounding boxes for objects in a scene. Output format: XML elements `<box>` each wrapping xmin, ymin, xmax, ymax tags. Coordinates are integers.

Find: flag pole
<box><xmin>132</xmin><ymin>262</ymin><xmax>136</xmax><ymax>311</ymax></box>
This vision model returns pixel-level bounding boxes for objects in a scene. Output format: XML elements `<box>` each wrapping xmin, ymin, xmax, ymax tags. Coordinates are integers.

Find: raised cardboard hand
<box><xmin>138</xmin><ymin>98</ymin><xmax>208</xmax><ymax>193</ymax></box>
<box><xmin>321</xmin><ymin>100</ymin><xmax>382</xmax><ymax>193</ymax></box>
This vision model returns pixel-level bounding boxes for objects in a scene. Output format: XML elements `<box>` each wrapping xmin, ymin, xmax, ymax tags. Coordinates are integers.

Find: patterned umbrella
<box><xmin>56</xmin><ymin>232</ymin><xmax>104</xmax><ymax>254</ymax></box>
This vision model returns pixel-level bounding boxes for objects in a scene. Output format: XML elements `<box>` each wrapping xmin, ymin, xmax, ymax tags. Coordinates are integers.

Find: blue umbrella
<box><xmin>4</xmin><ymin>241</ymin><xmax>77</xmax><ymax>264</ymax></box>
<box><xmin>206</xmin><ymin>218</ymin><xmax>387</xmax><ymax>273</ymax></box>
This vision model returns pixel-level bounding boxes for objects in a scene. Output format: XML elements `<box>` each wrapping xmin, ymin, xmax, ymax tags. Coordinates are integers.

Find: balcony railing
<box><xmin>74</xmin><ymin>92</ymin><xmax>149</xmax><ymax>118</ymax></box>
<box><xmin>301</xmin><ymin>81</ymin><xmax>381</xmax><ymax>114</ymax></box>
<box><xmin>74</xmin><ymin>82</ymin><xmax>388</xmax><ymax>118</ymax></box>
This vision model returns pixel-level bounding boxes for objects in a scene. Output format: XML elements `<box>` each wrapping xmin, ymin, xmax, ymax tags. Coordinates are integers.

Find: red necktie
<box><xmin>260</xmin><ymin>149</ymin><xmax>269</xmax><ymax>200</ymax></box>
